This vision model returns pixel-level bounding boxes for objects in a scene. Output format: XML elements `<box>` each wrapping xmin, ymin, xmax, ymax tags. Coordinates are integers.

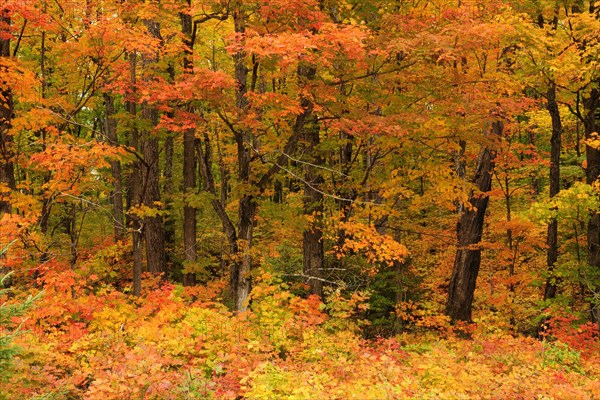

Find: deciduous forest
<box><xmin>1</xmin><ymin>0</ymin><xmax>600</xmax><ymax>398</ymax></box>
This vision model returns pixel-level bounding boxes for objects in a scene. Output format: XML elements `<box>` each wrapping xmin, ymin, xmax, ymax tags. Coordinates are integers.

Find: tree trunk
<box><xmin>300</xmin><ymin>63</ymin><xmax>324</xmax><ymax>297</ymax></box>
<box><xmin>0</xmin><ymin>10</ymin><xmax>13</xmax><ymax>277</ymax></box>
<box><xmin>141</xmin><ymin>19</ymin><xmax>167</xmax><ymax>276</ymax></box>
<box><xmin>584</xmin><ymin>88</ymin><xmax>600</xmax><ymax>324</ymax></box>
<box><xmin>141</xmin><ymin>109</ymin><xmax>167</xmax><ymax>275</ymax></box>
<box><xmin>544</xmin><ymin>83</ymin><xmax>562</xmax><ymax>300</ymax></box>
<box><xmin>0</xmin><ymin>10</ymin><xmax>15</xmax><ymax>214</ymax></box>
<box><xmin>163</xmin><ymin>131</ymin><xmax>175</xmax><ymax>251</ymax></box>
<box><xmin>182</xmin><ymin>125</ymin><xmax>197</xmax><ymax>286</ymax></box>
<box><xmin>163</xmin><ymin>64</ymin><xmax>176</xmax><ymax>258</ymax></box>
<box><xmin>126</xmin><ymin>52</ymin><xmax>143</xmax><ymax>296</ymax></box>
<box><xmin>232</xmin><ymin>8</ymin><xmax>254</xmax><ymax>311</ymax></box>
<box><xmin>104</xmin><ymin>93</ymin><xmax>124</xmax><ymax>241</ymax></box>
<box><xmin>181</xmin><ymin>5</ymin><xmax>197</xmax><ymax>286</ymax></box>
<box><xmin>196</xmin><ymin>135</ymin><xmax>241</xmax><ymax>296</ymax></box>
<box><xmin>446</xmin><ymin>121</ymin><xmax>502</xmax><ymax>322</ymax></box>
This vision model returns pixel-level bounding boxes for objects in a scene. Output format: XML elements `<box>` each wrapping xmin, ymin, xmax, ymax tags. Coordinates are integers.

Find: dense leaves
<box><xmin>1</xmin><ymin>0</ymin><xmax>600</xmax><ymax>398</ymax></box>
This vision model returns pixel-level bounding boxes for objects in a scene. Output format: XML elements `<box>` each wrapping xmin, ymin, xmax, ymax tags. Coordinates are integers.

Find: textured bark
<box><xmin>302</xmin><ymin>183</ymin><xmax>324</xmax><ymax>296</ymax></box>
<box><xmin>163</xmin><ymin>131</ymin><xmax>175</xmax><ymax>251</ymax></box>
<box><xmin>446</xmin><ymin>121</ymin><xmax>502</xmax><ymax>322</ymax></box>
<box><xmin>104</xmin><ymin>93</ymin><xmax>124</xmax><ymax>240</ymax></box>
<box><xmin>583</xmin><ymin>88</ymin><xmax>600</xmax><ymax>324</ymax></box>
<box><xmin>141</xmin><ymin>109</ymin><xmax>167</xmax><ymax>275</ymax></box>
<box><xmin>141</xmin><ymin>20</ymin><xmax>167</xmax><ymax>275</ymax></box>
<box><xmin>181</xmin><ymin>5</ymin><xmax>197</xmax><ymax>286</ymax></box>
<box><xmin>544</xmin><ymin>83</ymin><xmax>562</xmax><ymax>300</ymax></box>
<box><xmin>299</xmin><ymin>64</ymin><xmax>324</xmax><ymax>297</ymax></box>
<box><xmin>182</xmin><ymin>125</ymin><xmax>197</xmax><ymax>287</ymax></box>
<box><xmin>0</xmin><ymin>11</ymin><xmax>13</xmax><ymax>281</ymax></box>
<box><xmin>0</xmin><ymin>10</ymin><xmax>15</xmax><ymax>214</ymax></box>
<box><xmin>163</xmin><ymin>64</ymin><xmax>176</xmax><ymax>255</ymax></box>
<box><xmin>232</xmin><ymin>9</ymin><xmax>253</xmax><ymax>311</ymax></box>
<box><xmin>126</xmin><ymin>53</ymin><xmax>143</xmax><ymax>296</ymax></box>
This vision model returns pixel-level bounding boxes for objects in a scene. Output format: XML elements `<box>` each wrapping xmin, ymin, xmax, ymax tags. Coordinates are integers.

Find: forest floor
<box><xmin>2</xmin><ymin>268</ymin><xmax>599</xmax><ymax>399</ymax></box>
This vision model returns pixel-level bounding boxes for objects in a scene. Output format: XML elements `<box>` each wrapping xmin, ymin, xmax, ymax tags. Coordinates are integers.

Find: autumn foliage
<box><xmin>1</xmin><ymin>0</ymin><xmax>600</xmax><ymax>398</ymax></box>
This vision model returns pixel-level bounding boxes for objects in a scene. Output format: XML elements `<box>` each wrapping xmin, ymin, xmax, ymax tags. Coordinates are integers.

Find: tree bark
<box><xmin>104</xmin><ymin>93</ymin><xmax>124</xmax><ymax>241</ymax></box>
<box><xmin>584</xmin><ymin>88</ymin><xmax>600</xmax><ymax>324</ymax></box>
<box><xmin>141</xmin><ymin>107</ymin><xmax>167</xmax><ymax>275</ymax></box>
<box><xmin>141</xmin><ymin>19</ymin><xmax>167</xmax><ymax>275</ymax></box>
<box><xmin>544</xmin><ymin>83</ymin><xmax>562</xmax><ymax>300</ymax></box>
<box><xmin>163</xmin><ymin>64</ymin><xmax>176</xmax><ymax>258</ymax></box>
<box><xmin>126</xmin><ymin>52</ymin><xmax>143</xmax><ymax>296</ymax></box>
<box><xmin>446</xmin><ymin>121</ymin><xmax>502</xmax><ymax>322</ymax></box>
<box><xmin>299</xmin><ymin>64</ymin><xmax>324</xmax><ymax>297</ymax></box>
<box><xmin>163</xmin><ymin>130</ymin><xmax>175</xmax><ymax>250</ymax></box>
<box><xmin>232</xmin><ymin>8</ymin><xmax>254</xmax><ymax>311</ymax></box>
<box><xmin>0</xmin><ymin>9</ymin><xmax>15</xmax><ymax>214</ymax></box>
<box><xmin>181</xmin><ymin>5</ymin><xmax>197</xmax><ymax>286</ymax></box>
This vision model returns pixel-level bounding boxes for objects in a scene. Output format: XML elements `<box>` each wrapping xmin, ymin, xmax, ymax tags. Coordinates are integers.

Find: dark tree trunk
<box><xmin>544</xmin><ymin>83</ymin><xmax>562</xmax><ymax>300</ymax></box>
<box><xmin>299</xmin><ymin>64</ymin><xmax>324</xmax><ymax>297</ymax></box>
<box><xmin>584</xmin><ymin>88</ymin><xmax>600</xmax><ymax>324</ymax></box>
<box><xmin>0</xmin><ymin>10</ymin><xmax>15</xmax><ymax>214</ymax></box>
<box><xmin>237</xmin><ymin>192</ymin><xmax>255</xmax><ymax>311</ymax></box>
<box><xmin>182</xmin><ymin>124</ymin><xmax>197</xmax><ymax>286</ymax></box>
<box><xmin>104</xmin><ymin>93</ymin><xmax>124</xmax><ymax>240</ymax></box>
<box><xmin>446</xmin><ymin>121</ymin><xmax>502</xmax><ymax>322</ymax></box>
<box><xmin>232</xmin><ymin>9</ymin><xmax>254</xmax><ymax>311</ymax></box>
<box><xmin>163</xmin><ymin>64</ymin><xmax>176</xmax><ymax>257</ymax></box>
<box><xmin>126</xmin><ymin>52</ymin><xmax>143</xmax><ymax>296</ymax></box>
<box><xmin>181</xmin><ymin>5</ymin><xmax>197</xmax><ymax>286</ymax></box>
<box><xmin>333</xmin><ymin>84</ymin><xmax>356</xmax><ymax>267</ymax></box>
<box><xmin>141</xmin><ymin>20</ymin><xmax>167</xmax><ymax>276</ymax></box>
<box><xmin>302</xmin><ymin>185</ymin><xmax>324</xmax><ymax>296</ymax></box>
<box><xmin>0</xmin><ymin>10</ymin><xmax>12</xmax><ymax>278</ymax></box>
<box><xmin>163</xmin><ymin>131</ymin><xmax>175</xmax><ymax>249</ymax></box>
<box><xmin>141</xmin><ymin>110</ymin><xmax>167</xmax><ymax>275</ymax></box>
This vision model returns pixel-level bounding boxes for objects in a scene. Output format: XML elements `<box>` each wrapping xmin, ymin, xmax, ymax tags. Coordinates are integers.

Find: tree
<box><xmin>544</xmin><ymin>82</ymin><xmax>562</xmax><ymax>300</ymax></box>
<box><xmin>446</xmin><ymin>121</ymin><xmax>503</xmax><ymax>322</ymax></box>
<box><xmin>0</xmin><ymin>7</ymin><xmax>15</xmax><ymax>215</ymax></box>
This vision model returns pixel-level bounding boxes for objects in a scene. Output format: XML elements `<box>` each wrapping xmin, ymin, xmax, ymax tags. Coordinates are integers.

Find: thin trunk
<box><xmin>104</xmin><ymin>93</ymin><xmax>124</xmax><ymax>240</ymax></box>
<box><xmin>446</xmin><ymin>121</ymin><xmax>502</xmax><ymax>322</ymax></box>
<box><xmin>182</xmin><ymin>124</ymin><xmax>197</xmax><ymax>286</ymax></box>
<box><xmin>37</xmin><ymin>24</ymin><xmax>52</xmax><ymax>266</ymax></box>
<box><xmin>127</xmin><ymin>53</ymin><xmax>143</xmax><ymax>296</ymax></box>
<box><xmin>0</xmin><ymin>8</ymin><xmax>12</xmax><ymax>279</ymax></box>
<box><xmin>584</xmin><ymin>88</ymin><xmax>600</xmax><ymax>324</ymax></box>
<box><xmin>196</xmin><ymin>135</ymin><xmax>240</xmax><ymax>276</ymax></box>
<box><xmin>62</xmin><ymin>203</ymin><xmax>79</xmax><ymax>269</ymax></box>
<box><xmin>0</xmin><ymin>9</ymin><xmax>15</xmax><ymax>214</ymax></box>
<box><xmin>544</xmin><ymin>83</ymin><xmax>562</xmax><ymax>300</ymax></box>
<box><xmin>335</xmin><ymin>96</ymin><xmax>355</xmax><ymax>257</ymax></box>
<box><xmin>163</xmin><ymin>131</ymin><xmax>175</xmax><ymax>247</ymax></box>
<box><xmin>163</xmin><ymin>64</ymin><xmax>176</xmax><ymax>256</ymax></box>
<box><xmin>181</xmin><ymin>5</ymin><xmax>197</xmax><ymax>286</ymax></box>
<box><xmin>233</xmin><ymin>8</ymin><xmax>253</xmax><ymax>311</ymax></box>
<box><xmin>528</xmin><ymin>130</ymin><xmax>540</xmax><ymax>194</ymax></box>
<box><xmin>504</xmin><ymin>173</ymin><xmax>518</xmax><ymax>327</ymax></box>
<box><xmin>454</xmin><ymin>139</ymin><xmax>467</xmax><ymax>214</ymax></box>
